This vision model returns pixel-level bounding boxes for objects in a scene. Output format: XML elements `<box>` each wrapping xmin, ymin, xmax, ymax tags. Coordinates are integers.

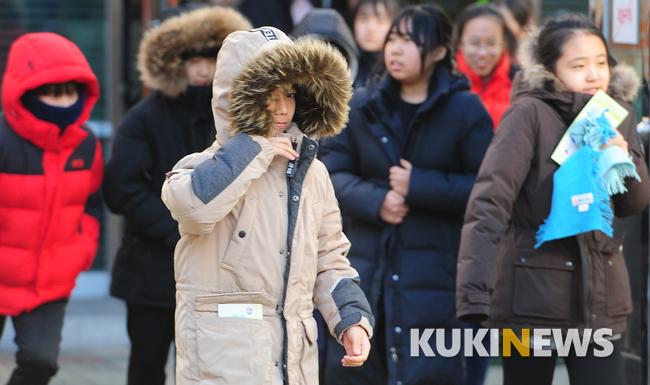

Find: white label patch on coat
<box><xmin>217</xmin><ymin>304</ymin><xmax>263</xmax><ymax>319</ymax></box>
<box><xmin>571</xmin><ymin>193</ymin><xmax>594</xmax><ymax>207</ymax></box>
<box><xmin>578</xmin><ymin>204</ymin><xmax>590</xmax><ymax>212</ymax></box>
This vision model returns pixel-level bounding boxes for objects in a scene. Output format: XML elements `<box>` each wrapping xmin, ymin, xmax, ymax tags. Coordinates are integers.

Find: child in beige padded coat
<box><xmin>162</xmin><ymin>27</ymin><xmax>374</xmax><ymax>384</ymax></box>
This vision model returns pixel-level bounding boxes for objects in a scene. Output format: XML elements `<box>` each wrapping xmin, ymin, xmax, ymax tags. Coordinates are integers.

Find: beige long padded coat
<box><xmin>162</xmin><ymin>28</ymin><xmax>373</xmax><ymax>385</ymax></box>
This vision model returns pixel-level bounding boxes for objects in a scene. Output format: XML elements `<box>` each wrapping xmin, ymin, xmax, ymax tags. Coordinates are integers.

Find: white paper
<box><xmin>612</xmin><ymin>0</ymin><xmax>638</xmax><ymax>44</ymax></box>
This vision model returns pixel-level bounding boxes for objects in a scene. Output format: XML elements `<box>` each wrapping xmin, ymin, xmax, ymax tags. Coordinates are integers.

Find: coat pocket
<box><xmin>298</xmin><ymin>317</ymin><xmax>319</xmax><ymax>383</ymax></box>
<box><xmin>194</xmin><ymin>292</ymin><xmax>277</xmax><ymax>385</ymax></box>
<box><xmin>196</xmin><ymin>317</ymin><xmax>272</xmax><ymax>385</ymax></box>
<box><xmin>221</xmin><ymin>196</ymin><xmax>258</xmax><ymax>272</ymax></box>
<box><xmin>512</xmin><ymin>249</ymin><xmax>575</xmax><ymax>320</ymax></box>
<box><xmin>605</xmin><ymin>251</ymin><xmax>633</xmax><ymax>317</ymax></box>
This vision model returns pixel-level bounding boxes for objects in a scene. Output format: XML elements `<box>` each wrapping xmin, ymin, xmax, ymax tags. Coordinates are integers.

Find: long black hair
<box><xmin>536</xmin><ymin>13</ymin><xmax>614</xmax><ymax>74</ymax></box>
<box><xmin>385</xmin><ymin>4</ymin><xmax>453</xmax><ymax>72</ymax></box>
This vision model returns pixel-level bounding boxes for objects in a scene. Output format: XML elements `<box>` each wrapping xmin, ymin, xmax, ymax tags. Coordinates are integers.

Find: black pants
<box><xmin>0</xmin><ymin>298</ymin><xmax>68</xmax><ymax>385</ymax></box>
<box><xmin>126</xmin><ymin>303</ymin><xmax>175</xmax><ymax>385</ymax></box>
<box><xmin>502</xmin><ymin>338</ymin><xmax>623</xmax><ymax>385</ymax></box>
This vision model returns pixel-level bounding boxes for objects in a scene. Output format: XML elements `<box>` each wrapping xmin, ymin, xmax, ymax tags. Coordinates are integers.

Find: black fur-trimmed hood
<box><xmin>137</xmin><ymin>7</ymin><xmax>251</xmax><ymax>97</ymax></box>
<box><xmin>516</xmin><ymin>29</ymin><xmax>640</xmax><ymax>102</ymax></box>
<box><xmin>211</xmin><ymin>28</ymin><xmax>352</xmax><ymax>143</ymax></box>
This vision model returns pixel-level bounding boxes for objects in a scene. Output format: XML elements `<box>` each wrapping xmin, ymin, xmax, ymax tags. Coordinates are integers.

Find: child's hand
<box><xmin>600</xmin><ymin>129</ymin><xmax>629</xmax><ymax>153</ymax></box>
<box><xmin>267</xmin><ymin>136</ymin><xmax>299</xmax><ymax>160</ymax></box>
<box><xmin>389</xmin><ymin>158</ymin><xmax>412</xmax><ymax>196</ymax></box>
<box><xmin>379</xmin><ymin>190</ymin><xmax>409</xmax><ymax>224</ymax></box>
<box><xmin>341</xmin><ymin>325</ymin><xmax>370</xmax><ymax>367</ymax></box>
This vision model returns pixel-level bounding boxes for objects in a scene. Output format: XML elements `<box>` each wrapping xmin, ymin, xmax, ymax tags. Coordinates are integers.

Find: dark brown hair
<box><xmin>386</xmin><ymin>4</ymin><xmax>453</xmax><ymax>71</ymax></box>
<box><xmin>536</xmin><ymin>13</ymin><xmax>614</xmax><ymax>74</ymax></box>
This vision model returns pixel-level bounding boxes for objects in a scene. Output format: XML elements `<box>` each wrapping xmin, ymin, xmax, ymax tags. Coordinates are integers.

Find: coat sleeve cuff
<box><xmin>457</xmin><ymin>291</ymin><xmax>490</xmax><ymax>324</ymax></box>
<box><xmin>337</xmin><ymin>315</ymin><xmax>373</xmax><ymax>344</ymax></box>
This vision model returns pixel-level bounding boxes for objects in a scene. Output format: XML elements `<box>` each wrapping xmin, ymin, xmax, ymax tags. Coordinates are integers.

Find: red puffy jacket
<box><xmin>456</xmin><ymin>50</ymin><xmax>516</xmax><ymax>129</ymax></box>
<box><xmin>0</xmin><ymin>33</ymin><xmax>103</xmax><ymax>316</ymax></box>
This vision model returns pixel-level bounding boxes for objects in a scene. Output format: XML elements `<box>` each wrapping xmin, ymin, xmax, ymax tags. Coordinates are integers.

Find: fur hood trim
<box><xmin>229</xmin><ymin>37</ymin><xmax>352</xmax><ymax>138</ymax></box>
<box><xmin>517</xmin><ymin>29</ymin><xmax>640</xmax><ymax>102</ymax></box>
<box><xmin>138</xmin><ymin>7</ymin><xmax>251</xmax><ymax>97</ymax></box>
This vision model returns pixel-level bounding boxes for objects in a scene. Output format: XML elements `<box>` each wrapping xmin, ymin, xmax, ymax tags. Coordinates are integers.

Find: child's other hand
<box><xmin>389</xmin><ymin>159</ymin><xmax>412</xmax><ymax>196</ymax></box>
<box><xmin>341</xmin><ymin>325</ymin><xmax>370</xmax><ymax>367</ymax></box>
<box><xmin>600</xmin><ymin>129</ymin><xmax>629</xmax><ymax>153</ymax></box>
<box><xmin>379</xmin><ymin>189</ymin><xmax>409</xmax><ymax>224</ymax></box>
<box><xmin>267</xmin><ymin>136</ymin><xmax>299</xmax><ymax>160</ymax></box>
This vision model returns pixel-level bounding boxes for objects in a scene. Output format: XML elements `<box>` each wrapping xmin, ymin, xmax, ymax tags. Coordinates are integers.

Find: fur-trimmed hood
<box><xmin>515</xmin><ymin>29</ymin><xmax>640</xmax><ymax>103</ymax></box>
<box><xmin>137</xmin><ymin>6</ymin><xmax>251</xmax><ymax>97</ymax></box>
<box><xmin>212</xmin><ymin>27</ymin><xmax>352</xmax><ymax>144</ymax></box>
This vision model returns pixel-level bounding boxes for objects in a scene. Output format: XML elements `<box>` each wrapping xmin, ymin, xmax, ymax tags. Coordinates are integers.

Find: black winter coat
<box><xmin>104</xmin><ymin>88</ymin><xmax>214</xmax><ymax>308</ymax></box>
<box><xmin>320</xmin><ymin>67</ymin><xmax>494</xmax><ymax>385</ymax></box>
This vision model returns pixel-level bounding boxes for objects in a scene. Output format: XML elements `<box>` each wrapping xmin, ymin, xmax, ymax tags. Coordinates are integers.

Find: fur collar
<box><xmin>228</xmin><ymin>38</ymin><xmax>352</xmax><ymax>138</ymax></box>
<box><xmin>137</xmin><ymin>7</ymin><xmax>251</xmax><ymax>97</ymax></box>
<box><xmin>517</xmin><ymin>29</ymin><xmax>640</xmax><ymax>102</ymax></box>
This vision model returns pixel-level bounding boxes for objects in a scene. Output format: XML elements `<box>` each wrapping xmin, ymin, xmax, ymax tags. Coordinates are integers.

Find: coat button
<box><xmin>280</xmin><ymin>249</ymin><xmax>284</xmax><ymax>254</ymax></box>
<box><xmin>565</xmin><ymin>262</ymin><xmax>572</xmax><ymax>267</ymax></box>
<box><xmin>279</xmin><ymin>192</ymin><xmax>283</xmax><ymax>197</ymax></box>
<box><xmin>608</xmin><ymin>261</ymin><xmax>613</xmax><ymax>266</ymax></box>
<box><xmin>395</xmin><ymin>326</ymin><xmax>402</xmax><ymax>333</ymax></box>
<box><xmin>308</xmin><ymin>144</ymin><xmax>315</xmax><ymax>151</ymax></box>
<box><xmin>592</xmin><ymin>314</ymin><xmax>597</xmax><ymax>319</ymax></box>
<box><xmin>619</xmin><ymin>245</ymin><xmax>623</xmax><ymax>251</ymax></box>
<box><xmin>521</xmin><ymin>258</ymin><xmax>526</xmax><ymax>263</ymax></box>
<box><xmin>392</xmin><ymin>274</ymin><xmax>399</xmax><ymax>282</ymax></box>
<box><xmin>238</xmin><ymin>231</ymin><xmax>246</xmax><ymax>238</ymax></box>
<box><xmin>381</xmin><ymin>136</ymin><xmax>388</xmax><ymax>143</ymax></box>
<box><xmin>292</xmin><ymin>195</ymin><xmax>299</xmax><ymax>202</ymax></box>
<box><xmin>274</xmin><ymin>362</ymin><xmax>279</xmax><ymax>367</ymax></box>
<box><xmin>397</xmin><ymin>381</ymin><xmax>403</xmax><ymax>385</ymax></box>
<box><xmin>283</xmin><ymin>364</ymin><xmax>287</xmax><ymax>370</ymax></box>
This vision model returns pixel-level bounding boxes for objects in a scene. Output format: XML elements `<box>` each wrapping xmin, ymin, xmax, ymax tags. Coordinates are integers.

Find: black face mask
<box><xmin>21</xmin><ymin>89</ymin><xmax>86</xmax><ymax>129</ymax></box>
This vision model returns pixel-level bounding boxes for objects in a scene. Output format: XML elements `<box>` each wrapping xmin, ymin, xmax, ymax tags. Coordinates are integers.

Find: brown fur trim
<box><xmin>229</xmin><ymin>38</ymin><xmax>352</xmax><ymax>138</ymax></box>
<box><xmin>517</xmin><ymin>29</ymin><xmax>640</xmax><ymax>102</ymax></box>
<box><xmin>138</xmin><ymin>7</ymin><xmax>251</xmax><ymax>97</ymax></box>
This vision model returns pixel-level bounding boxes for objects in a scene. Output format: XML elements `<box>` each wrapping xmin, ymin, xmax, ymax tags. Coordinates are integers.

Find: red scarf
<box><xmin>456</xmin><ymin>50</ymin><xmax>513</xmax><ymax>129</ymax></box>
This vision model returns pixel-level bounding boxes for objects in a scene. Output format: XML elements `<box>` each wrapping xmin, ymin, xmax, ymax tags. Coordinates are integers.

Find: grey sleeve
<box><xmin>331</xmin><ymin>276</ymin><xmax>375</xmax><ymax>338</ymax></box>
<box><xmin>191</xmin><ymin>133</ymin><xmax>262</xmax><ymax>204</ymax></box>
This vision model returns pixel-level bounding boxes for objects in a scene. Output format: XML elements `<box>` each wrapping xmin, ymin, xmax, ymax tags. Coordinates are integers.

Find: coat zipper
<box><xmin>35</xmin><ymin>145</ymin><xmax>62</xmax><ymax>293</ymax></box>
<box><xmin>280</xmin><ymin>138</ymin><xmax>299</xmax><ymax>384</ymax></box>
<box><xmin>576</xmin><ymin>234</ymin><xmax>591</xmax><ymax>327</ymax></box>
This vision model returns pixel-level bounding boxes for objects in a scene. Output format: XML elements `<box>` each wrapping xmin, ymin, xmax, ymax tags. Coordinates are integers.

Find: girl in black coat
<box><xmin>320</xmin><ymin>4</ymin><xmax>493</xmax><ymax>385</ymax></box>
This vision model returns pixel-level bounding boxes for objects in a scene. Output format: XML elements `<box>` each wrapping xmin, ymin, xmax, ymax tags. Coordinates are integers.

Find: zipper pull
<box><xmin>390</xmin><ymin>347</ymin><xmax>398</xmax><ymax>363</ymax></box>
<box><xmin>286</xmin><ymin>138</ymin><xmax>298</xmax><ymax>178</ymax></box>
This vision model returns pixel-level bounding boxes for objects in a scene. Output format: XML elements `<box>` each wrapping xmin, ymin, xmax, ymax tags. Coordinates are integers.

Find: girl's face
<box><xmin>354</xmin><ymin>2</ymin><xmax>393</xmax><ymax>53</ymax></box>
<box><xmin>384</xmin><ymin>23</ymin><xmax>437</xmax><ymax>87</ymax></box>
<box><xmin>267</xmin><ymin>87</ymin><xmax>296</xmax><ymax>135</ymax></box>
<box><xmin>184</xmin><ymin>56</ymin><xmax>217</xmax><ymax>86</ymax></box>
<box><xmin>554</xmin><ymin>32</ymin><xmax>610</xmax><ymax>95</ymax></box>
<box><xmin>459</xmin><ymin>15</ymin><xmax>506</xmax><ymax>78</ymax></box>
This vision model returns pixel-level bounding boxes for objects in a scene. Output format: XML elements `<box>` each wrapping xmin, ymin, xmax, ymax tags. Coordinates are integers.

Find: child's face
<box><xmin>184</xmin><ymin>56</ymin><xmax>217</xmax><ymax>87</ymax></box>
<box><xmin>459</xmin><ymin>15</ymin><xmax>506</xmax><ymax>78</ymax></box>
<box><xmin>554</xmin><ymin>32</ymin><xmax>610</xmax><ymax>95</ymax></box>
<box><xmin>354</xmin><ymin>2</ymin><xmax>393</xmax><ymax>53</ymax></box>
<box><xmin>267</xmin><ymin>87</ymin><xmax>296</xmax><ymax>135</ymax></box>
<box><xmin>384</xmin><ymin>23</ymin><xmax>437</xmax><ymax>87</ymax></box>
<box><xmin>38</xmin><ymin>89</ymin><xmax>79</xmax><ymax>108</ymax></box>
